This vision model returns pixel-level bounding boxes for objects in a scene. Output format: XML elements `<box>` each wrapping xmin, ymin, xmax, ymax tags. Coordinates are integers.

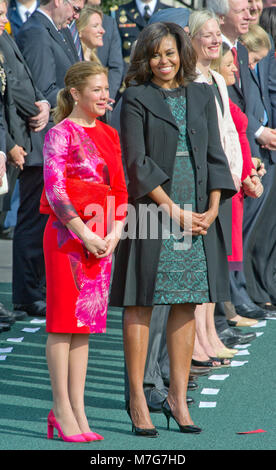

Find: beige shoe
<box><xmin>216</xmin><ymin>347</ymin><xmax>237</xmax><ymax>359</ymax></box>
<box><xmin>230</xmin><ymin>316</ymin><xmax>258</xmax><ymax>327</ymax></box>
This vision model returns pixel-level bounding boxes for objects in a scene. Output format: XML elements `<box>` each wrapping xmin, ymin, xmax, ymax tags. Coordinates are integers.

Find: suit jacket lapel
<box><xmin>256</xmin><ymin>60</ymin><xmax>265</xmax><ymax>92</ymax></box>
<box><xmin>62</xmin><ymin>26</ymin><xmax>79</xmax><ymax>63</ymax></box>
<box><xmin>249</xmin><ymin>68</ymin><xmax>260</xmax><ymax>87</ymax></box>
<box><xmin>4</xmin><ymin>31</ymin><xmax>36</xmax><ymax>85</ymax></box>
<box><xmin>34</xmin><ymin>11</ymin><xmax>76</xmax><ymax>62</ymax></box>
<box><xmin>135</xmin><ymin>83</ymin><xmax>178</xmax><ymax>129</ymax></box>
<box><xmin>186</xmin><ymin>82</ymin><xmax>209</xmax><ymax>129</ymax></box>
<box><xmin>5</xmin><ymin>30</ymin><xmax>24</xmax><ymax>62</ymax></box>
<box><xmin>136</xmin><ymin>82</ymin><xmax>210</xmax><ymax>131</ymax></box>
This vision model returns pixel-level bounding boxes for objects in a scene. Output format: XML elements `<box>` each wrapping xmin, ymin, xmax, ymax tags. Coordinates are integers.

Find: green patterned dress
<box><xmin>153</xmin><ymin>87</ymin><xmax>210</xmax><ymax>304</ymax></box>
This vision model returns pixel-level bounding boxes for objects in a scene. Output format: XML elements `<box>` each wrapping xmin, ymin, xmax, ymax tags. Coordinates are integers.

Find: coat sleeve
<box><xmin>268</xmin><ymin>40</ymin><xmax>276</xmax><ymax>128</ymax></box>
<box><xmin>205</xmin><ymin>87</ymin><xmax>237</xmax><ymax>199</ymax></box>
<box><xmin>108</xmin><ymin>126</ymin><xmax>128</xmax><ymax>221</ymax></box>
<box><xmin>0</xmin><ymin>95</ymin><xmax>6</xmax><ymax>154</ymax></box>
<box><xmin>120</xmin><ymin>88</ymin><xmax>170</xmax><ymax>201</ymax></box>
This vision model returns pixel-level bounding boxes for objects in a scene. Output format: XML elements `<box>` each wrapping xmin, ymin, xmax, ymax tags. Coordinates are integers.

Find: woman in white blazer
<box><xmin>188</xmin><ymin>9</ymin><xmax>243</xmax><ymax>366</ymax></box>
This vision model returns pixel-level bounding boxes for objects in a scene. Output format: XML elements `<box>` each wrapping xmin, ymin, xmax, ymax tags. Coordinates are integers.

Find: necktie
<box><xmin>25</xmin><ymin>11</ymin><xmax>31</xmax><ymax>21</ymax></box>
<box><xmin>69</xmin><ymin>21</ymin><xmax>83</xmax><ymax>61</ymax></box>
<box><xmin>143</xmin><ymin>5</ymin><xmax>151</xmax><ymax>22</ymax></box>
<box><xmin>231</xmin><ymin>46</ymin><xmax>240</xmax><ymax>86</ymax></box>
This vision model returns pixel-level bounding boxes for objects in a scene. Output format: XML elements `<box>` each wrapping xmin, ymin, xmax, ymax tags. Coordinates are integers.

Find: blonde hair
<box><xmin>53</xmin><ymin>61</ymin><xmax>108</xmax><ymax>124</ymax></box>
<box><xmin>188</xmin><ymin>8</ymin><xmax>220</xmax><ymax>39</ymax></box>
<box><xmin>240</xmin><ymin>24</ymin><xmax>271</xmax><ymax>53</ymax></box>
<box><xmin>211</xmin><ymin>42</ymin><xmax>231</xmax><ymax>73</ymax></box>
<box><xmin>76</xmin><ymin>5</ymin><xmax>103</xmax><ymax>63</ymax></box>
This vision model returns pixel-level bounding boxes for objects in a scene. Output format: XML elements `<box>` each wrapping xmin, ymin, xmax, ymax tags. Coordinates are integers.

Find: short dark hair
<box><xmin>125</xmin><ymin>22</ymin><xmax>197</xmax><ymax>88</ymax></box>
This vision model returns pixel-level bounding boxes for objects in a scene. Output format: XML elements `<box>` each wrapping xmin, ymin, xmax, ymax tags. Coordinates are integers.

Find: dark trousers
<box><xmin>12</xmin><ymin>166</ymin><xmax>48</xmax><ymax>304</ymax></box>
<box><xmin>124</xmin><ymin>306</ymin><xmax>170</xmax><ymax>402</ymax></box>
<box><xmin>231</xmin><ymin>150</ymin><xmax>274</xmax><ymax>306</ymax></box>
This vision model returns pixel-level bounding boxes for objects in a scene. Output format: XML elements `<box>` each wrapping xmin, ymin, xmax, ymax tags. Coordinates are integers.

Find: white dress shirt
<box><xmin>136</xmin><ymin>0</ymin><xmax>157</xmax><ymax>18</ymax></box>
<box><xmin>16</xmin><ymin>0</ymin><xmax>37</xmax><ymax>23</ymax></box>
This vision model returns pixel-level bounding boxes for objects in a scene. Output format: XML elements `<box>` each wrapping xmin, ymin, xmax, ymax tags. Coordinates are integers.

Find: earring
<box><xmin>74</xmin><ymin>101</ymin><xmax>78</xmax><ymax>106</ymax></box>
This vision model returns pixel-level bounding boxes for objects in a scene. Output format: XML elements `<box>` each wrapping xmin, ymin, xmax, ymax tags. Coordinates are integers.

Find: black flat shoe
<box><xmin>0</xmin><ymin>322</ymin><xmax>11</xmax><ymax>332</ymax></box>
<box><xmin>190</xmin><ymin>366</ymin><xmax>211</xmax><ymax>376</ymax></box>
<box><xmin>14</xmin><ymin>300</ymin><xmax>46</xmax><ymax>317</ymax></box>
<box><xmin>234</xmin><ymin>304</ymin><xmax>266</xmax><ymax>319</ymax></box>
<box><xmin>187</xmin><ymin>396</ymin><xmax>195</xmax><ymax>406</ymax></box>
<box><xmin>192</xmin><ymin>358</ymin><xmax>221</xmax><ymax>368</ymax></box>
<box><xmin>209</xmin><ymin>356</ymin><xmax>231</xmax><ymax>367</ymax></box>
<box><xmin>161</xmin><ymin>399</ymin><xmax>202</xmax><ymax>434</ymax></box>
<box><xmin>188</xmin><ymin>380</ymin><xmax>198</xmax><ymax>391</ymax></box>
<box><xmin>256</xmin><ymin>303</ymin><xmax>276</xmax><ymax>313</ymax></box>
<box><xmin>126</xmin><ymin>407</ymin><xmax>159</xmax><ymax>438</ymax></box>
<box><xmin>0</xmin><ymin>303</ymin><xmax>16</xmax><ymax>324</ymax></box>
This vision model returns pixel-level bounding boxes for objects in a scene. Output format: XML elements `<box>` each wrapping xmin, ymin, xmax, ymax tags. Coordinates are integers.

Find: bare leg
<box><xmin>206</xmin><ymin>303</ymin><xmax>230</xmax><ymax>352</ymax></box>
<box><xmin>68</xmin><ymin>333</ymin><xmax>91</xmax><ymax>433</ymax></box>
<box><xmin>46</xmin><ymin>333</ymin><xmax>82</xmax><ymax>436</ymax></box>
<box><xmin>123</xmin><ymin>306</ymin><xmax>153</xmax><ymax>429</ymax></box>
<box><xmin>166</xmin><ymin>303</ymin><xmax>196</xmax><ymax>426</ymax></box>
<box><xmin>193</xmin><ymin>303</ymin><xmax>220</xmax><ymax>363</ymax></box>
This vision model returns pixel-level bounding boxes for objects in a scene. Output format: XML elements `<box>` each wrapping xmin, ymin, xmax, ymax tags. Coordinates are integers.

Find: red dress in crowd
<box><xmin>40</xmin><ymin>119</ymin><xmax>128</xmax><ymax>334</ymax></box>
<box><xmin>227</xmin><ymin>99</ymin><xmax>255</xmax><ymax>271</ymax></box>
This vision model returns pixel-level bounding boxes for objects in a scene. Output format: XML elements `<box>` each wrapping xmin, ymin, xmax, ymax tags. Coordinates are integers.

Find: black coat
<box><xmin>0</xmin><ymin>31</ymin><xmax>45</xmax><ymax>166</ymax></box>
<box><xmin>110</xmin><ymin>82</ymin><xmax>236</xmax><ymax>306</ymax></box>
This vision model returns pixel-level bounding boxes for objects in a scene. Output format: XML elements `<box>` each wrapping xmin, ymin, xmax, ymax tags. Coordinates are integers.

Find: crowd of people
<box><xmin>0</xmin><ymin>0</ymin><xmax>275</xmax><ymax>442</ymax></box>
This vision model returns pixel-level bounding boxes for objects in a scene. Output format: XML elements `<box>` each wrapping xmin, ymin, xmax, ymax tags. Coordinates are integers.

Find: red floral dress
<box><xmin>40</xmin><ymin>119</ymin><xmax>127</xmax><ymax>333</ymax></box>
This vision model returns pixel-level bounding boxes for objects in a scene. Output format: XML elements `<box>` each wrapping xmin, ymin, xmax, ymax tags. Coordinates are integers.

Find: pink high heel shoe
<box><xmin>47</xmin><ymin>410</ymin><xmax>87</xmax><ymax>443</ymax></box>
<box><xmin>82</xmin><ymin>431</ymin><xmax>104</xmax><ymax>442</ymax></box>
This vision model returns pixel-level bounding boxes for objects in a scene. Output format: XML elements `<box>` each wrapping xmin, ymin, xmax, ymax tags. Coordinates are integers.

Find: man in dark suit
<box><xmin>0</xmin><ymin>23</ymin><xmax>51</xmax><ymax>319</ymax></box>
<box><xmin>8</xmin><ymin>0</ymin><xmax>39</xmax><ymax>37</ymax></box>
<box><xmin>7</xmin><ymin>0</ymin><xmax>82</xmax><ymax>317</ymax></box>
<box><xmin>16</xmin><ymin>0</ymin><xmax>83</xmax><ymax>107</ymax></box>
<box><xmin>113</xmin><ymin>0</ymin><xmax>169</xmax><ymax>69</ymax></box>
<box><xmin>0</xmin><ymin>0</ymin><xmax>47</xmax><ymax>321</ymax></box>
<box><xmin>231</xmin><ymin>0</ymin><xmax>276</xmax><ymax>311</ymax></box>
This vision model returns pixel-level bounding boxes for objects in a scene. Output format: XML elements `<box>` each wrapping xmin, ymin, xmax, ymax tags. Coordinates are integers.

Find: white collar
<box><xmin>221</xmin><ymin>34</ymin><xmax>238</xmax><ymax>49</ymax></box>
<box><xmin>135</xmin><ymin>0</ymin><xmax>157</xmax><ymax>17</ymax></box>
<box><xmin>16</xmin><ymin>0</ymin><xmax>37</xmax><ymax>22</ymax></box>
<box><xmin>37</xmin><ymin>7</ymin><xmax>59</xmax><ymax>30</ymax></box>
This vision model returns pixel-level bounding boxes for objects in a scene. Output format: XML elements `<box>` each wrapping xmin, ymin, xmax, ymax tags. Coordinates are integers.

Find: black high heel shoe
<box><xmin>126</xmin><ymin>407</ymin><xmax>159</xmax><ymax>438</ymax></box>
<box><xmin>161</xmin><ymin>399</ymin><xmax>202</xmax><ymax>434</ymax></box>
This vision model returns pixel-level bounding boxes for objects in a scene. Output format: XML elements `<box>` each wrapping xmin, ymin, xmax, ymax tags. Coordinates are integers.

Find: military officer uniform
<box><xmin>111</xmin><ymin>0</ymin><xmax>169</xmax><ymax>68</ymax></box>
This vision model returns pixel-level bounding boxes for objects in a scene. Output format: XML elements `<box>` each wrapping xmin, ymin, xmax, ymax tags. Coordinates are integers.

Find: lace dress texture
<box><xmin>153</xmin><ymin>87</ymin><xmax>210</xmax><ymax>304</ymax></box>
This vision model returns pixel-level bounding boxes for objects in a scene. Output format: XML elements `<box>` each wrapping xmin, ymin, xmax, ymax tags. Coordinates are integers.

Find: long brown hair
<box><xmin>53</xmin><ymin>61</ymin><xmax>108</xmax><ymax>124</ymax></box>
<box><xmin>125</xmin><ymin>22</ymin><xmax>197</xmax><ymax>88</ymax></box>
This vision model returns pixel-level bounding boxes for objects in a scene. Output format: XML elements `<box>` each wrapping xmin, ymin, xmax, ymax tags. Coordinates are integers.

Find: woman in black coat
<box><xmin>110</xmin><ymin>22</ymin><xmax>236</xmax><ymax>436</ymax></box>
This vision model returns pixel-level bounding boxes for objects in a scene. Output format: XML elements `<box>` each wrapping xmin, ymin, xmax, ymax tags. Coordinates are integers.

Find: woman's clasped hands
<box><xmin>82</xmin><ymin>221</ymin><xmax>123</xmax><ymax>258</ymax></box>
<box><xmin>172</xmin><ymin>205</ymin><xmax>217</xmax><ymax>237</ymax></box>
